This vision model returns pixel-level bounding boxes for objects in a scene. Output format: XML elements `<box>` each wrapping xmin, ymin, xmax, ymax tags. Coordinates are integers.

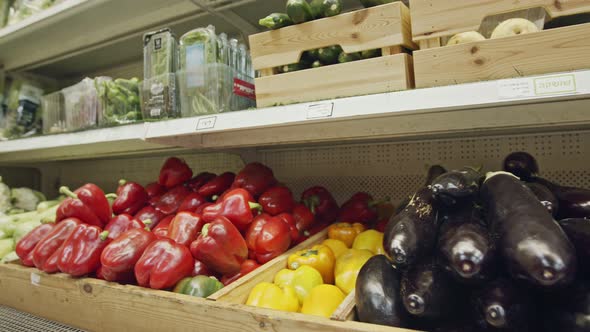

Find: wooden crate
<box><xmin>411</xmin><ymin>0</ymin><xmax>590</xmax><ymax>88</ymax></box>
<box><xmin>250</xmin><ymin>2</ymin><xmax>416</xmax><ymax>108</ymax></box>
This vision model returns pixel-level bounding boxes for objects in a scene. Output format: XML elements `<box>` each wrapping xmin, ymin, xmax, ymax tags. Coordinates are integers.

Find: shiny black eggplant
<box><xmin>400</xmin><ymin>260</ymin><xmax>458</xmax><ymax>320</ymax></box>
<box><xmin>437</xmin><ymin>211</ymin><xmax>496</xmax><ymax>282</ymax></box>
<box><xmin>526</xmin><ymin>182</ymin><xmax>559</xmax><ymax>216</ymax></box>
<box><xmin>355</xmin><ymin>255</ymin><xmax>408</xmax><ymax>327</ymax></box>
<box><xmin>473</xmin><ymin>279</ymin><xmax>534</xmax><ymax>331</ymax></box>
<box><xmin>384</xmin><ymin>187</ymin><xmax>438</xmax><ymax>267</ymax></box>
<box><xmin>543</xmin><ymin>281</ymin><xmax>590</xmax><ymax>332</ymax></box>
<box><xmin>559</xmin><ymin>218</ymin><xmax>590</xmax><ymax>270</ymax></box>
<box><xmin>426</xmin><ymin>165</ymin><xmax>447</xmax><ymax>185</ymax></box>
<box><xmin>532</xmin><ymin>177</ymin><xmax>590</xmax><ymax>219</ymax></box>
<box><xmin>431</xmin><ymin>167</ymin><xmax>482</xmax><ymax>206</ymax></box>
<box><xmin>503</xmin><ymin>151</ymin><xmax>539</xmax><ymax>180</ymax></box>
<box><xmin>482</xmin><ymin>172</ymin><xmax>577</xmax><ymax>286</ymax></box>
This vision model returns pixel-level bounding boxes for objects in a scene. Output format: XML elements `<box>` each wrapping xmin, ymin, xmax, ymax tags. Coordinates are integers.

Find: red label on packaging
<box><xmin>233</xmin><ymin>78</ymin><xmax>256</xmax><ymax>100</ymax></box>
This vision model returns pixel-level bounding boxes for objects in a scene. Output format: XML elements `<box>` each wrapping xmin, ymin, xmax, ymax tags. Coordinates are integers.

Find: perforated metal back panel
<box><xmin>53</xmin><ymin>131</ymin><xmax>590</xmax><ymax>205</ymax></box>
<box><xmin>0</xmin><ymin>306</ymin><xmax>83</xmax><ymax>332</ymax></box>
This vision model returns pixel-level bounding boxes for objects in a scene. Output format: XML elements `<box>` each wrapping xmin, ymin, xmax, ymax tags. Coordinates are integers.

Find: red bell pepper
<box><xmin>197</xmin><ymin>172</ymin><xmax>235</xmax><ymax>198</ymax></box>
<box><xmin>135</xmin><ymin>238</ymin><xmax>193</xmax><ymax>289</ymax></box>
<box><xmin>145</xmin><ymin>182</ymin><xmax>166</xmax><ymax>198</ymax></box>
<box><xmin>158</xmin><ymin>157</ymin><xmax>193</xmax><ymax>189</ymax></box>
<box><xmin>177</xmin><ymin>192</ymin><xmax>207</xmax><ymax>213</ymax></box>
<box><xmin>112</xmin><ymin>180</ymin><xmax>149</xmax><ymax>216</ymax></box>
<box><xmin>338</xmin><ymin>192</ymin><xmax>387</xmax><ymax>225</ymax></box>
<box><xmin>57</xmin><ymin>224</ymin><xmax>110</xmax><ymax>277</ymax></box>
<box><xmin>134</xmin><ymin>206</ymin><xmax>165</xmax><ymax>230</ymax></box>
<box><xmin>101</xmin><ymin>228</ymin><xmax>157</xmax><ymax>282</ymax></box>
<box><xmin>190</xmin><ymin>216</ymin><xmax>247</xmax><ymax>275</ymax></box>
<box><xmin>192</xmin><ymin>259</ymin><xmax>215</xmax><ymax>277</ymax></box>
<box><xmin>104</xmin><ymin>214</ymin><xmax>148</xmax><ymax>241</ymax></box>
<box><xmin>32</xmin><ymin>218</ymin><xmax>82</xmax><ymax>270</ymax></box>
<box><xmin>245</xmin><ymin>213</ymin><xmax>291</xmax><ymax>264</ymax></box>
<box><xmin>151</xmin><ymin>185</ymin><xmax>191</xmax><ymax>215</ymax></box>
<box><xmin>15</xmin><ymin>223</ymin><xmax>55</xmax><ymax>267</ymax></box>
<box><xmin>375</xmin><ymin>219</ymin><xmax>388</xmax><ymax>232</ymax></box>
<box><xmin>202</xmin><ymin>188</ymin><xmax>261</xmax><ymax>232</ymax></box>
<box><xmin>185</xmin><ymin>172</ymin><xmax>217</xmax><ymax>192</ymax></box>
<box><xmin>301</xmin><ymin>186</ymin><xmax>339</xmax><ymax>224</ymax></box>
<box><xmin>232</xmin><ymin>162</ymin><xmax>277</xmax><ymax>198</ymax></box>
<box><xmin>152</xmin><ymin>215</ymin><xmax>174</xmax><ymax>239</ymax></box>
<box><xmin>275</xmin><ymin>212</ymin><xmax>300</xmax><ymax>243</ymax></box>
<box><xmin>57</xmin><ymin>184</ymin><xmax>112</xmax><ymax>227</ymax></box>
<box><xmin>258</xmin><ymin>186</ymin><xmax>295</xmax><ymax>216</ymax></box>
<box><xmin>95</xmin><ymin>264</ymin><xmax>135</xmax><ymax>283</ymax></box>
<box><xmin>195</xmin><ymin>202</ymin><xmax>213</xmax><ymax>214</ymax></box>
<box><xmin>292</xmin><ymin>203</ymin><xmax>315</xmax><ymax>234</ymax></box>
<box><xmin>220</xmin><ymin>259</ymin><xmax>260</xmax><ymax>286</ymax></box>
<box><xmin>168</xmin><ymin>212</ymin><xmax>204</xmax><ymax>247</ymax></box>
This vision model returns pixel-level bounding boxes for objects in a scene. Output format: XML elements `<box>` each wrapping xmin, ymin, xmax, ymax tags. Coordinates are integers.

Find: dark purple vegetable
<box><xmin>473</xmin><ymin>279</ymin><xmax>534</xmax><ymax>331</ymax></box>
<box><xmin>531</xmin><ymin>177</ymin><xmax>590</xmax><ymax>220</ymax></box>
<box><xmin>482</xmin><ymin>172</ymin><xmax>577</xmax><ymax>287</ymax></box>
<box><xmin>400</xmin><ymin>260</ymin><xmax>458</xmax><ymax>320</ymax></box>
<box><xmin>426</xmin><ymin>165</ymin><xmax>447</xmax><ymax>185</ymax></box>
<box><xmin>559</xmin><ymin>218</ymin><xmax>590</xmax><ymax>275</ymax></box>
<box><xmin>437</xmin><ymin>207</ymin><xmax>496</xmax><ymax>282</ymax></box>
<box><xmin>542</xmin><ymin>281</ymin><xmax>590</xmax><ymax>332</ymax></box>
<box><xmin>384</xmin><ymin>187</ymin><xmax>438</xmax><ymax>267</ymax></box>
<box><xmin>526</xmin><ymin>182</ymin><xmax>558</xmax><ymax>216</ymax></box>
<box><xmin>431</xmin><ymin>167</ymin><xmax>482</xmax><ymax>206</ymax></box>
<box><xmin>355</xmin><ymin>255</ymin><xmax>408</xmax><ymax>327</ymax></box>
<box><xmin>503</xmin><ymin>151</ymin><xmax>539</xmax><ymax>181</ymax></box>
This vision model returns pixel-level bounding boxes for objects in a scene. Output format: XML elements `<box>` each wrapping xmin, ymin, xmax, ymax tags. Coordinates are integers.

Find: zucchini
<box><xmin>301</xmin><ymin>49</ymin><xmax>319</xmax><ymax>63</ymax></box>
<box><xmin>259</xmin><ymin>13</ymin><xmax>294</xmax><ymax>30</ymax></box>
<box><xmin>338</xmin><ymin>51</ymin><xmax>361</xmax><ymax>63</ymax></box>
<box><xmin>278</xmin><ymin>62</ymin><xmax>310</xmax><ymax>74</ymax></box>
<box><xmin>286</xmin><ymin>0</ymin><xmax>314</xmax><ymax>24</ymax></box>
<box><xmin>360</xmin><ymin>0</ymin><xmax>395</xmax><ymax>8</ymax></box>
<box><xmin>361</xmin><ymin>48</ymin><xmax>382</xmax><ymax>59</ymax></box>
<box><xmin>310</xmin><ymin>0</ymin><xmax>342</xmax><ymax>18</ymax></box>
<box><xmin>311</xmin><ymin>60</ymin><xmax>323</xmax><ymax>68</ymax></box>
<box><xmin>318</xmin><ymin>45</ymin><xmax>342</xmax><ymax>64</ymax></box>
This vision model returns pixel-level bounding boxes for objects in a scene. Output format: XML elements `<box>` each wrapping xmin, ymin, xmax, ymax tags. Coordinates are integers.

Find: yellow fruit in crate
<box><xmin>322</xmin><ymin>238</ymin><xmax>348</xmax><ymax>258</ymax></box>
<box><xmin>446</xmin><ymin>31</ymin><xmax>485</xmax><ymax>45</ymax></box>
<box><xmin>300</xmin><ymin>284</ymin><xmax>345</xmax><ymax>318</ymax></box>
<box><xmin>491</xmin><ymin>18</ymin><xmax>539</xmax><ymax>39</ymax></box>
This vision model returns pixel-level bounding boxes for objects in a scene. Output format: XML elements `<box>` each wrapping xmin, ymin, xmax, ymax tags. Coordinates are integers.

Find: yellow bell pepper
<box><xmin>334</xmin><ymin>248</ymin><xmax>374</xmax><ymax>294</ymax></box>
<box><xmin>301</xmin><ymin>284</ymin><xmax>345</xmax><ymax>318</ymax></box>
<box><xmin>246</xmin><ymin>282</ymin><xmax>299</xmax><ymax>312</ymax></box>
<box><xmin>328</xmin><ymin>222</ymin><xmax>366</xmax><ymax>247</ymax></box>
<box><xmin>287</xmin><ymin>244</ymin><xmax>335</xmax><ymax>284</ymax></box>
<box><xmin>352</xmin><ymin>230</ymin><xmax>385</xmax><ymax>255</ymax></box>
<box><xmin>274</xmin><ymin>265</ymin><xmax>324</xmax><ymax>304</ymax></box>
<box><xmin>322</xmin><ymin>238</ymin><xmax>348</xmax><ymax>258</ymax></box>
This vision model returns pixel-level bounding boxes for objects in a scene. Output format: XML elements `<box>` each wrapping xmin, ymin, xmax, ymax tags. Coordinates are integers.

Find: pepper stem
<box><xmin>211</xmin><ymin>195</ymin><xmax>219</xmax><ymax>201</ymax></box>
<box><xmin>249</xmin><ymin>202</ymin><xmax>262</xmax><ymax>212</ymax></box>
<box><xmin>201</xmin><ymin>224</ymin><xmax>210</xmax><ymax>237</ymax></box>
<box><xmin>301</xmin><ymin>249</ymin><xmax>319</xmax><ymax>257</ymax></box>
<box><xmin>118</xmin><ymin>179</ymin><xmax>127</xmax><ymax>186</ymax></box>
<box><xmin>99</xmin><ymin>231</ymin><xmax>109</xmax><ymax>241</ymax></box>
<box><xmin>142</xmin><ymin>219</ymin><xmax>152</xmax><ymax>226</ymax></box>
<box><xmin>369</xmin><ymin>197</ymin><xmax>390</xmax><ymax>208</ymax></box>
<box><xmin>105</xmin><ymin>193</ymin><xmax>118</xmax><ymax>199</ymax></box>
<box><xmin>59</xmin><ymin>186</ymin><xmax>78</xmax><ymax>199</ymax></box>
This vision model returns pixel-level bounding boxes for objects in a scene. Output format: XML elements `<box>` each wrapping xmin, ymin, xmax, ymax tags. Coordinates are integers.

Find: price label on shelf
<box><xmin>306</xmin><ymin>103</ymin><xmax>334</xmax><ymax>119</ymax></box>
<box><xmin>196</xmin><ymin>116</ymin><xmax>217</xmax><ymax>131</ymax></box>
<box><xmin>497</xmin><ymin>74</ymin><xmax>577</xmax><ymax>99</ymax></box>
<box><xmin>30</xmin><ymin>272</ymin><xmax>41</xmax><ymax>286</ymax></box>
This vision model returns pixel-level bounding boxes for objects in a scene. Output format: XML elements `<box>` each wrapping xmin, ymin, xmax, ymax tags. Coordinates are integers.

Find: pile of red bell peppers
<box><xmin>15</xmin><ymin>157</ymin><xmax>393</xmax><ymax>292</ymax></box>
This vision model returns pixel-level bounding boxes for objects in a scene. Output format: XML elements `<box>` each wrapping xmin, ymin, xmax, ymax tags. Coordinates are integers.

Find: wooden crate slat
<box><xmin>250</xmin><ymin>2</ymin><xmax>415</xmax><ymax>70</ymax></box>
<box><xmin>411</xmin><ymin>0</ymin><xmax>590</xmax><ymax>41</ymax></box>
<box><xmin>0</xmin><ymin>263</ymin><xmax>419</xmax><ymax>332</ymax></box>
<box><xmin>255</xmin><ymin>54</ymin><xmax>413</xmax><ymax>108</ymax></box>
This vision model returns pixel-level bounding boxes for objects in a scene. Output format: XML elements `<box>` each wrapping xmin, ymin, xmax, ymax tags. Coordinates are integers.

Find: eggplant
<box><xmin>426</xmin><ymin>165</ymin><xmax>447</xmax><ymax>185</ymax></box>
<box><xmin>531</xmin><ymin>177</ymin><xmax>590</xmax><ymax>219</ymax></box>
<box><xmin>526</xmin><ymin>182</ymin><xmax>559</xmax><ymax>216</ymax></box>
<box><xmin>384</xmin><ymin>187</ymin><xmax>438</xmax><ymax>267</ymax></box>
<box><xmin>437</xmin><ymin>207</ymin><xmax>496</xmax><ymax>282</ymax></box>
<box><xmin>543</xmin><ymin>281</ymin><xmax>590</xmax><ymax>332</ymax></box>
<box><xmin>503</xmin><ymin>151</ymin><xmax>539</xmax><ymax>181</ymax></box>
<box><xmin>473</xmin><ymin>279</ymin><xmax>534</xmax><ymax>331</ymax></box>
<box><xmin>482</xmin><ymin>172</ymin><xmax>577</xmax><ymax>287</ymax></box>
<box><xmin>431</xmin><ymin>167</ymin><xmax>482</xmax><ymax>206</ymax></box>
<box><xmin>559</xmin><ymin>218</ymin><xmax>590</xmax><ymax>274</ymax></box>
<box><xmin>355</xmin><ymin>255</ymin><xmax>408</xmax><ymax>327</ymax></box>
<box><xmin>400</xmin><ymin>260</ymin><xmax>459</xmax><ymax>320</ymax></box>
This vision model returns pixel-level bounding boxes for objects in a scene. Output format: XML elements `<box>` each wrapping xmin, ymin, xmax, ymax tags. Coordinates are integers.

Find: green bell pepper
<box><xmin>173</xmin><ymin>275</ymin><xmax>224</xmax><ymax>298</ymax></box>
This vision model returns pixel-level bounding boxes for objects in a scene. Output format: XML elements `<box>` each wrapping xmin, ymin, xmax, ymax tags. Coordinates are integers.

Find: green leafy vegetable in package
<box><xmin>11</xmin><ymin>187</ymin><xmax>46</xmax><ymax>211</ymax></box>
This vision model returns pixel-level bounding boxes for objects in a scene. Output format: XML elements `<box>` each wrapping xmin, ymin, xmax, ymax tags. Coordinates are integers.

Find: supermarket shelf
<box><xmin>1</xmin><ymin>70</ymin><xmax>589</xmax><ymax>164</ymax></box>
<box><xmin>0</xmin><ymin>305</ymin><xmax>84</xmax><ymax>332</ymax></box>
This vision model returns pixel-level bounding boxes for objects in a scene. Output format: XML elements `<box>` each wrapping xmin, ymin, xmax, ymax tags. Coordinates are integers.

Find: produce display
<box><xmin>6</xmin><ymin>0</ymin><xmax>59</xmax><ymax>27</ymax></box>
<box><xmin>353</xmin><ymin>151</ymin><xmax>590</xmax><ymax>332</ymax></box>
<box><xmin>445</xmin><ymin>16</ymin><xmax>542</xmax><ymax>46</ymax></box>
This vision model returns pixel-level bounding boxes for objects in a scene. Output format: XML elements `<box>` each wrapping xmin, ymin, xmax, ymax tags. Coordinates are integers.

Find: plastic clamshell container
<box><xmin>62</xmin><ymin>77</ymin><xmax>99</xmax><ymax>131</ymax></box>
<box><xmin>41</xmin><ymin>90</ymin><xmax>65</xmax><ymax>134</ymax></box>
<box><xmin>141</xmin><ymin>73</ymin><xmax>179</xmax><ymax>120</ymax></box>
<box><xmin>177</xmin><ymin>63</ymin><xmax>255</xmax><ymax>117</ymax></box>
<box><xmin>143</xmin><ymin>28</ymin><xmax>178</xmax><ymax>81</ymax></box>
<box><xmin>97</xmin><ymin>77</ymin><xmax>142</xmax><ymax>126</ymax></box>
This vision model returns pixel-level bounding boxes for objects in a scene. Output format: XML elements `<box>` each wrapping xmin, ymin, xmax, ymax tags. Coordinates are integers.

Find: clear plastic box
<box><xmin>41</xmin><ymin>90</ymin><xmax>65</xmax><ymax>134</ymax></box>
<box><xmin>177</xmin><ymin>63</ymin><xmax>255</xmax><ymax>117</ymax></box>
<box><xmin>62</xmin><ymin>77</ymin><xmax>99</xmax><ymax>131</ymax></box>
<box><xmin>141</xmin><ymin>73</ymin><xmax>179</xmax><ymax>120</ymax></box>
<box><xmin>97</xmin><ymin>77</ymin><xmax>142</xmax><ymax>126</ymax></box>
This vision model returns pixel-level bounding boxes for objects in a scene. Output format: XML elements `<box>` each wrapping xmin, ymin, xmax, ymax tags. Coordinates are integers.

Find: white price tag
<box><xmin>497</xmin><ymin>78</ymin><xmax>533</xmax><ymax>99</ymax></box>
<box><xmin>196</xmin><ymin>116</ymin><xmax>217</xmax><ymax>130</ymax></box>
<box><xmin>306</xmin><ymin>103</ymin><xmax>334</xmax><ymax>119</ymax></box>
<box><xmin>533</xmin><ymin>74</ymin><xmax>577</xmax><ymax>96</ymax></box>
<box><xmin>31</xmin><ymin>272</ymin><xmax>41</xmax><ymax>286</ymax></box>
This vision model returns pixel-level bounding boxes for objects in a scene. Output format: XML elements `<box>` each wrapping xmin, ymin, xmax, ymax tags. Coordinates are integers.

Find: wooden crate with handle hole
<box><xmin>250</xmin><ymin>2</ymin><xmax>417</xmax><ymax>108</ymax></box>
<box><xmin>411</xmin><ymin>0</ymin><xmax>590</xmax><ymax>88</ymax></box>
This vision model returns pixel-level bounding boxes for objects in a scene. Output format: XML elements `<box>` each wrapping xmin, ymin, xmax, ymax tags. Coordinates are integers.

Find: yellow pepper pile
<box><xmin>246</xmin><ymin>223</ymin><xmax>386</xmax><ymax>319</ymax></box>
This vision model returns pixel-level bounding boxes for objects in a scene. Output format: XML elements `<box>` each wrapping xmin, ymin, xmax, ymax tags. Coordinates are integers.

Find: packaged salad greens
<box><xmin>98</xmin><ymin>77</ymin><xmax>142</xmax><ymax>126</ymax></box>
<box><xmin>7</xmin><ymin>0</ymin><xmax>58</xmax><ymax>26</ymax></box>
